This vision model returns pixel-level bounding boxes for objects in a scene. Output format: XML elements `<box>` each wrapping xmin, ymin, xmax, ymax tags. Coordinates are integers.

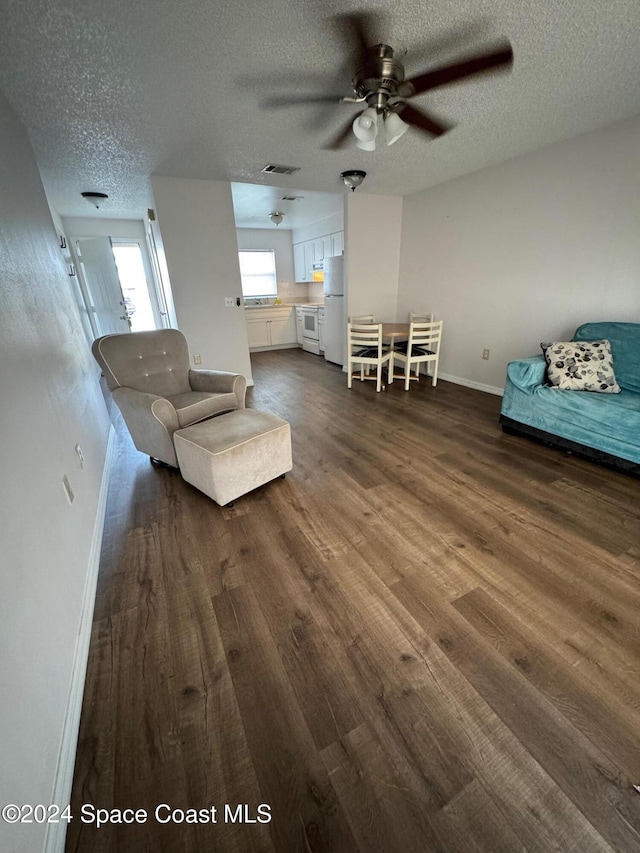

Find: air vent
<box><xmin>280</xmin><ymin>195</ymin><xmax>303</xmax><ymax>201</ymax></box>
<box><xmin>261</xmin><ymin>163</ymin><xmax>300</xmax><ymax>176</ymax></box>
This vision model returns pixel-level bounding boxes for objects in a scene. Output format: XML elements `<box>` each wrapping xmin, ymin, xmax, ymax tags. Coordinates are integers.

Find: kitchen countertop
<box><xmin>243</xmin><ymin>303</ymin><xmax>291</xmax><ymax>309</ymax></box>
<box><xmin>243</xmin><ymin>302</ymin><xmax>324</xmax><ymax>309</ymax></box>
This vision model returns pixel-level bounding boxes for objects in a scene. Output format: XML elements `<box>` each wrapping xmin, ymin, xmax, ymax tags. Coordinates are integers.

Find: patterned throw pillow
<box><xmin>540</xmin><ymin>340</ymin><xmax>620</xmax><ymax>392</ymax></box>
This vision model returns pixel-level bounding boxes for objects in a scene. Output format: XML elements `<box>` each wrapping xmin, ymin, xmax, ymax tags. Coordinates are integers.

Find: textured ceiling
<box><xmin>1</xmin><ymin>0</ymin><xmax>639</xmax><ymax>221</ymax></box>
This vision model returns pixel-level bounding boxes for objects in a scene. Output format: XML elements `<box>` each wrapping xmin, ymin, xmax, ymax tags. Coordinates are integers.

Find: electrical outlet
<box><xmin>74</xmin><ymin>443</ymin><xmax>84</xmax><ymax>468</ymax></box>
<box><xmin>62</xmin><ymin>475</ymin><xmax>75</xmax><ymax>505</ymax></box>
<box><xmin>224</xmin><ymin>297</ymin><xmax>234</xmax><ymax>307</ymax></box>
<box><xmin>193</xmin><ymin>354</ymin><xmax>202</xmax><ymax>365</ymax></box>
<box><xmin>482</xmin><ymin>348</ymin><xmax>490</xmax><ymax>361</ymax></box>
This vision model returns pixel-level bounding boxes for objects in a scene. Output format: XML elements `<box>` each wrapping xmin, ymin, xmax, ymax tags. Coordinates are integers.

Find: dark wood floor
<box><xmin>67</xmin><ymin>349</ymin><xmax>640</xmax><ymax>853</ymax></box>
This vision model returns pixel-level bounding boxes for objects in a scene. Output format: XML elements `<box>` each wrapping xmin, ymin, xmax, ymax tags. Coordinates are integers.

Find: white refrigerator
<box><xmin>323</xmin><ymin>256</ymin><xmax>345</xmax><ymax>366</ymax></box>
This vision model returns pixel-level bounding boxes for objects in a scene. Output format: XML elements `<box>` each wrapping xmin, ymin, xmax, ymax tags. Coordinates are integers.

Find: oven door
<box><xmin>301</xmin><ymin>308</ymin><xmax>319</xmax><ymax>341</ymax></box>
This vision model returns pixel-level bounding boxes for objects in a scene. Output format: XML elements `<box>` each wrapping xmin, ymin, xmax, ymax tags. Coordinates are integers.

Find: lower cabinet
<box><xmin>318</xmin><ymin>308</ymin><xmax>325</xmax><ymax>352</ymax></box>
<box><xmin>296</xmin><ymin>308</ymin><xmax>304</xmax><ymax>346</ymax></box>
<box><xmin>245</xmin><ymin>307</ymin><xmax>297</xmax><ymax>351</ymax></box>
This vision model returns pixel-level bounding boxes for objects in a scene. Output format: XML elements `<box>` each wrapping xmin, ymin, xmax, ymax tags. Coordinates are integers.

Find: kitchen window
<box><xmin>238</xmin><ymin>250</ymin><xmax>277</xmax><ymax>298</ymax></box>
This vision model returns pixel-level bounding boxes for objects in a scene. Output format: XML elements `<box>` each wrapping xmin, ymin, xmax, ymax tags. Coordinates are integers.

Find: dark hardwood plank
<box><xmin>212</xmin><ymin>583</ymin><xmax>359</xmax><ymax>852</ymax></box>
<box><xmin>390</xmin><ymin>573</ymin><xmax>639</xmax><ymax>851</ymax></box>
<box><xmin>453</xmin><ymin>587</ymin><xmax>640</xmax><ymax>780</ymax></box>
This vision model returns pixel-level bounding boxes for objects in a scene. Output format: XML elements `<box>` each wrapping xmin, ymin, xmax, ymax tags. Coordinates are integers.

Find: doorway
<box><xmin>111</xmin><ymin>241</ymin><xmax>159</xmax><ymax>333</ymax></box>
<box><xmin>75</xmin><ymin>236</ymin><xmax>165</xmax><ymax>338</ymax></box>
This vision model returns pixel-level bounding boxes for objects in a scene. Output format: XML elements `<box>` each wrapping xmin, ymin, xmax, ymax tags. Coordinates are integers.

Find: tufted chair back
<box><xmin>92</xmin><ymin>329</ymin><xmax>191</xmax><ymax>397</ymax></box>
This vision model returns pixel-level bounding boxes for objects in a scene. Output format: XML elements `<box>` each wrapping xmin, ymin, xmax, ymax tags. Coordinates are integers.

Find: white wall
<box><xmin>151</xmin><ymin>177</ymin><xmax>253</xmax><ymax>383</ymax></box>
<box><xmin>344</xmin><ymin>193</ymin><xmax>404</xmax><ymax>322</ymax></box>
<box><xmin>0</xmin><ymin>90</ymin><xmax>112</xmax><ymax>852</ymax></box>
<box><xmin>236</xmin><ymin>228</ymin><xmax>302</xmax><ymax>302</ymax></box>
<box><xmin>398</xmin><ymin>114</ymin><xmax>640</xmax><ymax>394</ymax></box>
<box><xmin>61</xmin><ymin>216</ymin><xmax>147</xmax><ymax>240</ymax></box>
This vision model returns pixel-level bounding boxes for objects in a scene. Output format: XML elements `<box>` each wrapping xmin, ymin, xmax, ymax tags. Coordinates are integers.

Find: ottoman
<box><xmin>174</xmin><ymin>408</ymin><xmax>292</xmax><ymax>506</ymax></box>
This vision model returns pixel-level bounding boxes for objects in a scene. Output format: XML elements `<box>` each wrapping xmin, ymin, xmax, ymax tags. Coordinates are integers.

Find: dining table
<box><xmin>380</xmin><ymin>323</ymin><xmax>410</xmax><ymax>342</ymax></box>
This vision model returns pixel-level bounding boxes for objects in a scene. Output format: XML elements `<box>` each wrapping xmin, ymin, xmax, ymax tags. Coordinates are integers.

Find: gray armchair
<box><xmin>92</xmin><ymin>329</ymin><xmax>246</xmax><ymax>467</ymax></box>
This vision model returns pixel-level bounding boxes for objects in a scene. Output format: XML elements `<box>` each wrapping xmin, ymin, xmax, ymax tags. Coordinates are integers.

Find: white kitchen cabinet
<box><xmin>246</xmin><ymin>317</ymin><xmax>272</xmax><ymax>349</ymax></box>
<box><xmin>304</xmin><ymin>242</ymin><xmax>314</xmax><ymax>280</ymax></box>
<box><xmin>245</xmin><ymin>307</ymin><xmax>297</xmax><ymax>351</ymax></box>
<box><xmin>293</xmin><ymin>229</ymin><xmax>345</xmax><ymax>281</ymax></box>
<box><xmin>293</xmin><ymin>242</ymin><xmax>307</xmax><ymax>282</ymax></box>
<box><xmin>296</xmin><ymin>307</ymin><xmax>304</xmax><ymax>345</ymax></box>
<box><xmin>270</xmin><ymin>314</ymin><xmax>297</xmax><ymax>347</ymax></box>
<box><xmin>294</xmin><ymin>240</ymin><xmax>315</xmax><ymax>282</ymax></box>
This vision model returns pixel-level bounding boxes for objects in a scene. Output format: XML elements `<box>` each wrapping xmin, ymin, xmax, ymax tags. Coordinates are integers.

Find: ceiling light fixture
<box><xmin>383</xmin><ymin>111</ymin><xmax>409</xmax><ymax>146</ymax></box>
<box><xmin>352</xmin><ymin>107</ymin><xmax>379</xmax><ymax>151</ymax></box>
<box><xmin>350</xmin><ymin>106</ymin><xmax>410</xmax><ymax>150</ymax></box>
<box><xmin>269</xmin><ymin>211</ymin><xmax>284</xmax><ymax>226</ymax></box>
<box><xmin>340</xmin><ymin>170</ymin><xmax>367</xmax><ymax>192</ymax></box>
<box><xmin>81</xmin><ymin>191</ymin><xmax>108</xmax><ymax>209</ymax></box>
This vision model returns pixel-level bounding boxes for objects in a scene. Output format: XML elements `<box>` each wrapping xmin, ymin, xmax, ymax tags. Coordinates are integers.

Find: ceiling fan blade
<box><xmin>263</xmin><ymin>94</ymin><xmax>348</xmax><ymax>108</ymax></box>
<box><xmin>330</xmin><ymin>10</ymin><xmax>385</xmax><ymax>71</ymax></box>
<box><xmin>396</xmin><ymin>104</ymin><xmax>451</xmax><ymax>137</ymax></box>
<box><xmin>401</xmin><ymin>43</ymin><xmax>513</xmax><ymax>97</ymax></box>
<box><xmin>322</xmin><ymin>115</ymin><xmax>356</xmax><ymax>150</ymax></box>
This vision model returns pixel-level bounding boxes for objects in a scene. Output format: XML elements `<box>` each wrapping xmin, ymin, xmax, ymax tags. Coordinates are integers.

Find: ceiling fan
<box><xmin>265</xmin><ymin>12</ymin><xmax>513</xmax><ymax>151</ymax></box>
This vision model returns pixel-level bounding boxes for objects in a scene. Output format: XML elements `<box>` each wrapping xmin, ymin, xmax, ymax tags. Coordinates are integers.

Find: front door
<box><xmin>77</xmin><ymin>237</ymin><xmax>130</xmax><ymax>337</ymax></box>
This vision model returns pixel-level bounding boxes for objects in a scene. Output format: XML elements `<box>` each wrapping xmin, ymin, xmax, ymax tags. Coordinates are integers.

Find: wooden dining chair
<box><xmin>348</xmin><ymin>315</ymin><xmax>375</xmax><ymax>374</ymax></box>
<box><xmin>389</xmin><ymin>320</ymin><xmax>443</xmax><ymax>390</ymax></box>
<box><xmin>347</xmin><ymin>323</ymin><xmax>392</xmax><ymax>392</ymax></box>
<box><xmin>395</xmin><ymin>313</ymin><xmax>435</xmax><ymax>348</ymax></box>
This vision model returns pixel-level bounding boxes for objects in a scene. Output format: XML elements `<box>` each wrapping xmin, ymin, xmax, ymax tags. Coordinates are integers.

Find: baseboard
<box><xmin>249</xmin><ymin>343</ymin><xmax>299</xmax><ymax>353</ymax></box>
<box><xmin>338</xmin><ymin>366</ymin><xmax>504</xmax><ymax>396</ymax></box>
<box><xmin>438</xmin><ymin>372</ymin><xmax>504</xmax><ymax>397</ymax></box>
<box><xmin>44</xmin><ymin>424</ymin><xmax>115</xmax><ymax>853</ymax></box>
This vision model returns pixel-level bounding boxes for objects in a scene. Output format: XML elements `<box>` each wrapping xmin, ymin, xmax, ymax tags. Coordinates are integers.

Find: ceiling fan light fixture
<box><xmin>81</xmin><ymin>191</ymin><xmax>108</xmax><ymax>209</ymax></box>
<box><xmin>384</xmin><ymin>111</ymin><xmax>409</xmax><ymax>146</ymax></box>
<box><xmin>352</xmin><ymin>107</ymin><xmax>378</xmax><ymax>143</ymax></box>
<box><xmin>269</xmin><ymin>211</ymin><xmax>284</xmax><ymax>226</ymax></box>
<box><xmin>340</xmin><ymin>170</ymin><xmax>367</xmax><ymax>192</ymax></box>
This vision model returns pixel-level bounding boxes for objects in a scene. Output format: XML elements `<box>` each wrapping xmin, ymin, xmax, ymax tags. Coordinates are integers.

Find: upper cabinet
<box><xmin>293</xmin><ymin>243</ymin><xmax>306</xmax><ymax>282</ymax></box>
<box><xmin>293</xmin><ymin>230</ymin><xmax>344</xmax><ymax>282</ymax></box>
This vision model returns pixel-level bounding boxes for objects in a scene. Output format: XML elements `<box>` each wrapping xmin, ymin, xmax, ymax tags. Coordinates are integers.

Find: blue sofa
<box><xmin>500</xmin><ymin>322</ymin><xmax>640</xmax><ymax>475</ymax></box>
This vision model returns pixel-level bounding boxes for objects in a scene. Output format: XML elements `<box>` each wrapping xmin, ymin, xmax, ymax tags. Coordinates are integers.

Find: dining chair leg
<box><xmin>388</xmin><ymin>352</ymin><xmax>394</xmax><ymax>384</ymax></box>
<box><xmin>404</xmin><ymin>361</ymin><xmax>411</xmax><ymax>391</ymax></box>
<box><xmin>376</xmin><ymin>363</ymin><xmax>382</xmax><ymax>392</ymax></box>
<box><xmin>432</xmin><ymin>361</ymin><xmax>439</xmax><ymax>386</ymax></box>
<box><xmin>347</xmin><ymin>362</ymin><xmax>352</xmax><ymax>388</ymax></box>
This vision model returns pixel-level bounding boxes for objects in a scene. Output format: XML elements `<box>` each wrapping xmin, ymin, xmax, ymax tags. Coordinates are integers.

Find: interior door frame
<box><xmin>110</xmin><ymin>237</ymin><xmax>165</xmax><ymax>330</ymax></box>
<box><xmin>68</xmin><ymin>226</ymin><xmax>169</xmax><ymax>339</ymax></box>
